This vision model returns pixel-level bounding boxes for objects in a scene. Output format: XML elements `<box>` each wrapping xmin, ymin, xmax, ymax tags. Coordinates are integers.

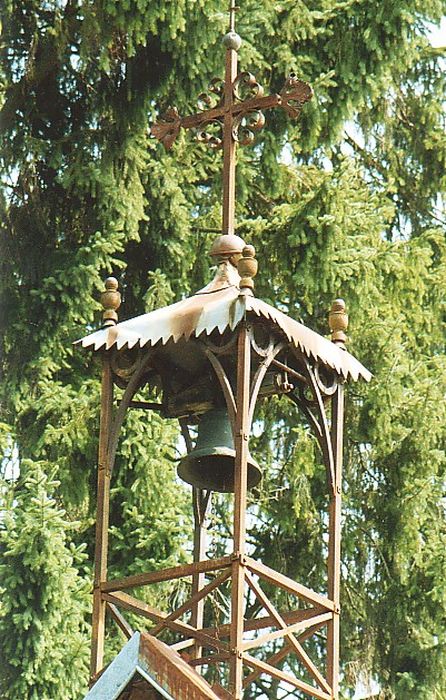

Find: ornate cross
<box><xmin>151</xmin><ymin>4</ymin><xmax>313</xmax><ymax>236</ymax></box>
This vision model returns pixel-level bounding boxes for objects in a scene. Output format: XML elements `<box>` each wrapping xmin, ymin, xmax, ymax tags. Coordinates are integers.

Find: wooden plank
<box><xmin>101</xmin><ymin>555</ymin><xmax>232</xmax><ymax>592</ymax></box>
<box><xmin>241</xmin><ymin>612</ymin><xmax>332</xmax><ymax>652</ymax></box>
<box><xmin>245</xmin><ymin>556</ymin><xmax>335</xmax><ymax>612</ymax></box>
<box><xmin>245</xmin><ymin>572</ymin><xmax>331</xmax><ymax>695</ymax></box>
<box><xmin>243</xmin><ymin>654</ymin><xmax>331</xmax><ymax>700</ymax></box>
<box><xmin>103</xmin><ymin>591</ymin><xmax>229</xmax><ymax>653</ymax></box>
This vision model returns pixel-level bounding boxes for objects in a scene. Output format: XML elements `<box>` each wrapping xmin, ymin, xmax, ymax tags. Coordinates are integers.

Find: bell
<box><xmin>178</xmin><ymin>408</ymin><xmax>262</xmax><ymax>492</ymax></box>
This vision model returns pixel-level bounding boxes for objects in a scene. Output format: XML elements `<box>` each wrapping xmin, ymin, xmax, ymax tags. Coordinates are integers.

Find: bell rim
<box><xmin>177</xmin><ymin>449</ymin><xmax>262</xmax><ymax>492</ymax></box>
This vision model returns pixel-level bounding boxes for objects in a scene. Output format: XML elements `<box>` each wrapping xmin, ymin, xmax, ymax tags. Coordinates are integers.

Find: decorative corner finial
<box><xmin>329</xmin><ymin>298</ymin><xmax>348</xmax><ymax>347</ymax></box>
<box><xmin>101</xmin><ymin>277</ymin><xmax>121</xmax><ymax>328</ymax></box>
<box><xmin>238</xmin><ymin>245</ymin><xmax>257</xmax><ymax>293</ymax></box>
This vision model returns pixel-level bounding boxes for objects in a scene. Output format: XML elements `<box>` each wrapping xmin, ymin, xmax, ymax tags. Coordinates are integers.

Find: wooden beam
<box><xmin>243</xmin><ymin>654</ymin><xmax>331</xmax><ymax>700</ymax></box>
<box><xmin>90</xmin><ymin>358</ymin><xmax>113</xmax><ymax>679</ymax></box>
<box><xmin>241</xmin><ymin>612</ymin><xmax>332</xmax><ymax>652</ymax></box>
<box><xmin>327</xmin><ymin>384</ymin><xmax>344</xmax><ymax>697</ymax></box>
<box><xmin>203</xmin><ymin>606</ymin><xmax>324</xmax><ymax>638</ymax></box>
<box><xmin>103</xmin><ymin>591</ymin><xmax>229</xmax><ymax>653</ymax></box>
<box><xmin>245</xmin><ymin>572</ymin><xmax>331</xmax><ymax>695</ymax></box>
<box><xmin>101</xmin><ymin>555</ymin><xmax>232</xmax><ymax>592</ymax></box>
<box><xmin>170</xmin><ymin>638</ymin><xmax>196</xmax><ymax>652</ymax></box>
<box><xmin>190</xmin><ymin>486</ymin><xmax>211</xmax><ymax>661</ymax></box>
<box><xmin>230</xmin><ymin>325</ymin><xmax>251</xmax><ymax>698</ymax></box>
<box><xmin>151</xmin><ymin>568</ymin><xmax>231</xmax><ymax>636</ymax></box>
<box><xmin>245</xmin><ymin>557</ymin><xmax>335</xmax><ymax>612</ymax></box>
<box><xmin>212</xmin><ymin>683</ymin><xmax>234</xmax><ymax>700</ymax></box>
<box><xmin>243</xmin><ymin>619</ymin><xmax>329</xmax><ymax>689</ymax></box>
<box><xmin>243</xmin><ymin>644</ymin><xmax>291</xmax><ymax>689</ymax></box>
<box><xmin>189</xmin><ymin>653</ymin><xmax>230</xmax><ymax>667</ymax></box>
<box><xmin>106</xmin><ymin>602</ymin><xmax>133</xmax><ymax>640</ymax></box>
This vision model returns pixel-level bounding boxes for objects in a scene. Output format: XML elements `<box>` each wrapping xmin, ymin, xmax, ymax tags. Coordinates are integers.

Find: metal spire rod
<box><xmin>229</xmin><ymin>2</ymin><xmax>238</xmax><ymax>32</ymax></box>
<box><xmin>221</xmin><ymin>26</ymin><xmax>240</xmax><ymax>234</ymax></box>
<box><xmin>222</xmin><ymin>1</ymin><xmax>240</xmax><ymax>234</ymax></box>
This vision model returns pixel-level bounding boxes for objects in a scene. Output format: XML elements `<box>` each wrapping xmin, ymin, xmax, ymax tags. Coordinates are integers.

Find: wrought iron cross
<box><xmin>151</xmin><ymin>4</ymin><xmax>313</xmax><ymax>236</ymax></box>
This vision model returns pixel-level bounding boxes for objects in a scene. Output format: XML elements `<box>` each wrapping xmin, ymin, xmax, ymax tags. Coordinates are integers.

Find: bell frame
<box><xmin>90</xmin><ymin>317</ymin><xmax>346</xmax><ymax>700</ymax></box>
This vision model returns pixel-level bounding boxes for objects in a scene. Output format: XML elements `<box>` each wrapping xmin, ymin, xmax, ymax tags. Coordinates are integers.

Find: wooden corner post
<box><xmin>90</xmin><ymin>354</ymin><xmax>113</xmax><ymax>679</ymax></box>
<box><xmin>90</xmin><ymin>277</ymin><xmax>121</xmax><ymax>680</ymax></box>
<box><xmin>229</xmin><ymin>322</ymin><xmax>251</xmax><ymax>698</ymax></box>
<box><xmin>327</xmin><ymin>298</ymin><xmax>348</xmax><ymax>696</ymax></box>
<box><xmin>326</xmin><ymin>382</ymin><xmax>344</xmax><ymax>697</ymax></box>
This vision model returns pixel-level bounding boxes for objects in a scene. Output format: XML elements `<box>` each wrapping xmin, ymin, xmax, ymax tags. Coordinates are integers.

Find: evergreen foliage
<box><xmin>0</xmin><ymin>462</ymin><xmax>90</xmax><ymax>698</ymax></box>
<box><xmin>0</xmin><ymin>1</ymin><xmax>445</xmax><ymax>698</ymax></box>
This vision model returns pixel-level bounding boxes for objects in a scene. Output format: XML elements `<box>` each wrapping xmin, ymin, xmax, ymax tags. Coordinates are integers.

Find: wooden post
<box><xmin>326</xmin><ymin>383</ymin><xmax>344</xmax><ymax>697</ymax></box>
<box><xmin>90</xmin><ymin>356</ymin><xmax>113</xmax><ymax>679</ymax></box>
<box><xmin>190</xmin><ymin>488</ymin><xmax>210</xmax><ymax>661</ymax></box>
<box><xmin>229</xmin><ymin>324</ymin><xmax>251</xmax><ymax>698</ymax></box>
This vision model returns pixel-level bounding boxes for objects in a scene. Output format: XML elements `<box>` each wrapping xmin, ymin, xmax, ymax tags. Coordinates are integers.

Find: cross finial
<box><xmin>151</xmin><ymin>19</ymin><xmax>313</xmax><ymax>245</ymax></box>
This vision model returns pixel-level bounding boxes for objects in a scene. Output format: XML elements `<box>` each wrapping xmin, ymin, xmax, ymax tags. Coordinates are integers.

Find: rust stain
<box><xmin>77</xmin><ymin>264</ymin><xmax>371</xmax><ymax>383</ymax></box>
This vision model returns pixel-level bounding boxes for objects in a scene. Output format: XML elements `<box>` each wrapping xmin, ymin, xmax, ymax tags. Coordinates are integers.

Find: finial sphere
<box><xmin>223</xmin><ymin>31</ymin><xmax>242</xmax><ymax>51</ymax></box>
<box><xmin>329</xmin><ymin>298</ymin><xmax>348</xmax><ymax>345</ymax></box>
<box><xmin>331</xmin><ymin>298</ymin><xmax>346</xmax><ymax>313</ymax></box>
<box><xmin>105</xmin><ymin>276</ymin><xmax>119</xmax><ymax>291</ymax></box>
<box><xmin>210</xmin><ymin>233</ymin><xmax>246</xmax><ymax>259</ymax></box>
<box><xmin>238</xmin><ymin>244</ymin><xmax>257</xmax><ymax>292</ymax></box>
<box><xmin>101</xmin><ymin>277</ymin><xmax>121</xmax><ymax>327</ymax></box>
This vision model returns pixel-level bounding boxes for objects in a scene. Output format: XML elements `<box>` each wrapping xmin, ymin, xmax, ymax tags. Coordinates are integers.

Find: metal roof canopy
<box><xmin>84</xmin><ymin>632</ymin><xmax>224</xmax><ymax>700</ymax></box>
<box><xmin>77</xmin><ymin>261</ymin><xmax>371</xmax><ymax>384</ymax></box>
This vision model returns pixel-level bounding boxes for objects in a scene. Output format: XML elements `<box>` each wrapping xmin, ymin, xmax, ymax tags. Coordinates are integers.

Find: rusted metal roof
<box><xmin>77</xmin><ymin>262</ymin><xmax>371</xmax><ymax>383</ymax></box>
<box><xmin>84</xmin><ymin>632</ymin><xmax>224</xmax><ymax>700</ymax></box>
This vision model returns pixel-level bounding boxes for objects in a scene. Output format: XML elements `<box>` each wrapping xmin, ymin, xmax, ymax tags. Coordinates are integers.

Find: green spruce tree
<box><xmin>0</xmin><ymin>462</ymin><xmax>90</xmax><ymax>698</ymax></box>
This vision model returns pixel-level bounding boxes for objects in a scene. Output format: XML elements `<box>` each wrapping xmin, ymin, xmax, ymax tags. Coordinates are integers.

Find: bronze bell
<box><xmin>177</xmin><ymin>408</ymin><xmax>262</xmax><ymax>492</ymax></box>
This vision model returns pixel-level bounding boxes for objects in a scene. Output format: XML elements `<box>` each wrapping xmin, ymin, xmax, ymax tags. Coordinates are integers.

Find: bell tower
<box><xmin>80</xmin><ymin>6</ymin><xmax>371</xmax><ymax>699</ymax></box>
